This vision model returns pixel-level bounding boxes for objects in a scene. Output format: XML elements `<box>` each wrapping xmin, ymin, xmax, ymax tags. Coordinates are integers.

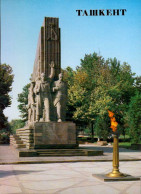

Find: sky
<box><xmin>1</xmin><ymin>0</ymin><xmax>141</xmax><ymax>121</ymax></box>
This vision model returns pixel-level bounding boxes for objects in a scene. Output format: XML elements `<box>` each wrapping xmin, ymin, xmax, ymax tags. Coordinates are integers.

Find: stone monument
<box><xmin>14</xmin><ymin>17</ymin><xmax>77</xmax><ymax>149</ymax></box>
<box><xmin>10</xmin><ymin>17</ymin><xmax>104</xmax><ymax>157</ymax></box>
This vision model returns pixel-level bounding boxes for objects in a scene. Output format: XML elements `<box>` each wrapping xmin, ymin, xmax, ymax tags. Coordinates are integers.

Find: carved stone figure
<box><xmin>27</xmin><ymin>81</ymin><xmax>35</xmax><ymax>123</ymax></box>
<box><xmin>52</xmin><ymin>73</ymin><xmax>67</xmax><ymax>122</ymax></box>
<box><xmin>40</xmin><ymin>62</ymin><xmax>55</xmax><ymax>121</ymax></box>
<box><xmin>34</xmin><ymin>61</ymin><xmax>55</xmax><ymax>122</ymax></box>
<box><xmin>34</xmin><ymin>76</ymin><xmax>42</xmax><ymax>121</ymax></box>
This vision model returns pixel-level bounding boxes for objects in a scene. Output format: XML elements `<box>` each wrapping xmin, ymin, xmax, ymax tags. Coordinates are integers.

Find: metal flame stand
<box><xmin>106</xmin><ymin>134</ymin><xmax>126</xmax><ymax>178</ymax></box>
<box><xmin>92</xmin><ymin>134</ymin><xmax>140</xmax><ymax>182</ymax></box>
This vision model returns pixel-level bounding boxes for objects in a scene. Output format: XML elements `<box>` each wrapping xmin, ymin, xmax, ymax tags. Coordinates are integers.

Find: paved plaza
<box><xmin>0</xmin><ymin>145</ymin><xmax>141</xmax><ymax>193</ymax></box>
<box><xmin>0</xmin><ymin>145</ymin><xmax>141</xmax><ymax>164</ymax></box>
<box><xmin>0</xmin><ymin>161</ymin><xmax>141</xmax><ymax>194</ymax></box>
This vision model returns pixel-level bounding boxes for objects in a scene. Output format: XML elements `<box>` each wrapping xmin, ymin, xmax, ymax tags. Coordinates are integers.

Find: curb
<box><xmin>0</xmin><ymin>158</ymin><xmax>141</xmax><ymax>165</ymax></box>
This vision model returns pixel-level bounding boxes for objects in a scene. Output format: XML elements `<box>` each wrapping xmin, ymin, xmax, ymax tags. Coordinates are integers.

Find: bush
<box><xmin>0</xmin><ymin>130</ymin><xmax>10</xmax><ymax>144</ymax></box>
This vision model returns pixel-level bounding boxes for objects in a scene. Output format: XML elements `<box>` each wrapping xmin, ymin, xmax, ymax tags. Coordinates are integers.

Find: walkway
<box><xmin>0</xmin><ymin>161</ymin><xmax>141</xmax><ymax>193</ymax></box>
<box><xmin>0</xmin><ymin>144</ymin><xmax>141</xmax><ymax>164</ymax></box>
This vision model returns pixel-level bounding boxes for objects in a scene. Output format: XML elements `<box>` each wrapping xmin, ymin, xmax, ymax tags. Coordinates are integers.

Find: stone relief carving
<box><xmin>27</xmin><ymin>61</ymin><xmax>67</xmax><ymax>124</ymax></box>
<box><xmin>27</xmin><ymin>81</ymin><xmax>36</xmax><ymax>124</ymax></box>
<box><xmin>47</xmin><ymin>23</ymin><xmax>58</xmax><ymax>40</ymax></box>
<box><xmin>52</xmin><ymin>73</ymin><xmax>67</xmax><ymax>122</ymax></box>
<box><xmin>34</xmin><ymin>75</ymin><xmax>42</xmax><ymax>122</ymax></box>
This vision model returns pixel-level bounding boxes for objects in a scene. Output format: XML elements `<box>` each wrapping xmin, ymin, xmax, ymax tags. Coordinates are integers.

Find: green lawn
<box><xmin>119</xmin><ymin>142</ymin><xmax>131</xmax><ymax>149</ymax></box>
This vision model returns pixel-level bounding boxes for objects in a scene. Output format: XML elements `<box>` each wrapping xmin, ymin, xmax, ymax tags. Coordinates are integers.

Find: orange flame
<box><xmin>108</xmin><ymin>110</ymin><xmax>118</xmax><ymax>132</ymax></box>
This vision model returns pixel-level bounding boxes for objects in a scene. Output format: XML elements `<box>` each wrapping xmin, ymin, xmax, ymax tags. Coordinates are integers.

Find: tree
<box><xmin>17</xmin><ymin>83</ymin><xmax>30</xmax><ymax>122</ymax></box>
<box><xmin>9</xmin><ymin>119</ymin><xmax>25</xmax><ymax>134</ymax></box>
<box><xmin>134</xmin><ymin>76</ymin><xmax>141</xmax><ymax>93</ymax></box>
<box><xmin>126</xmin><ymin>92</ymin><xmax>141</xmax><ymax>143</ymax></box>
<box><xmin>66</xmin><ymin>53</ymin><xmax>136</xmax><ymax>140</ymax></box>
<box><xmin>0</xmin><ymin>64</ymin><xmax>14</xmax><ymax>131</ymax></box>
<box><xmin>95</xmin><ymin>114</ymin><xmax>111</xmax><ymax>141</ymax></box>
<box><xmin>62</xmin><ymin>67</ymin><xmax>76</xmax><ymax>121</ymax></box>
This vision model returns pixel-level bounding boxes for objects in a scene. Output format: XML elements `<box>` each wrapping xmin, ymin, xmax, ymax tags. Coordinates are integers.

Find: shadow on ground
<box><xmin>0</xmin><ymin>170</ymin><xmax>43</xmax><ymax>178</ymax></box>
<box><xmin>80</xmin><ymin>145</ymin><xmax>141</xmax><ymax>153</ymax></box>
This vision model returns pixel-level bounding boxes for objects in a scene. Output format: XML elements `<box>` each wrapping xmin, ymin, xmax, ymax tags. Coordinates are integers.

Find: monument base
<box><xmin>34</xmin><ymin>122</ymin><xmax>77</xmax><ymax>149</ymax></box>
<box><xmin>10</xmin><ymin>122</ymin><xmax>104</xmax><ymax>157</ymax></box>
<box><xmin>92</xmin><ymin>174</ymin><xmax>140</xmax><ymax>182</ymax></box>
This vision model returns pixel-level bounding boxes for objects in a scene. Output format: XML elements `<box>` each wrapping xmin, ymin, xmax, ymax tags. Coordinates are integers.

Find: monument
<box><xmin>12</xmin><ymin>17</ymin><xmax>77</xmax><ymax>150</ymax></box>
<box><xmin>10</xmin><ymin>17</ymin><xmax>103</xmax><ymax>157</ymax></box>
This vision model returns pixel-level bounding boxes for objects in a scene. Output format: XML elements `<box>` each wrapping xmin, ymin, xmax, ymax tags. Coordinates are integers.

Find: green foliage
<box><xmin>95</xmin><ymin>114</ymin><xmax>111</xmax><ymax>140</ymax></box>
<box><xmin>0</xmin><ymin>64</ymin><xmax>14</xmax><ymax>131</ymax></box>
<box><xmin>119</xmin><ymin>142</ymin><xmax>131</xmax><ymax>149</ymax></box>
<box><xmin>134</xmin><ymin>76</ymin><xmax>141</xmax><ymax>93</ymax></box>
<box><xmin>82</xmin><ymin>127</ymin><xmax>91</xmax><ymax>136</ymax></box>
<box><xmin>17</xmin><ymin>83</ymin><xmax>30</xmax><ymax>122</ymax></box>
<box><xmin>65</xmin><ymin>52</ymin><xmax>137</xmax><ymax>140</ymax></box>
<box><xmin>62</xmin><ymin>67</ymin><xmax>76</xmax><ymax>121</ymax></box>
<box><xmin>9</xmin><ymin>119</ymin><xmax>25</xmax><ymax>134</ymax></box>
<box><xmin>126</xmin><ymin>92</ymin><xmax>141</xmax><ymax>143</ymax></box>
<box><xmin>0</xmin><ymin>131</ymin><xmax>10</xmax><ymax>144</ymax></box>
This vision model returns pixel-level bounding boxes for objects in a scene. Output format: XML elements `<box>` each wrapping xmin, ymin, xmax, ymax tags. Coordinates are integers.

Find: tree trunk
<box><xmin>91</xmin><ymin>122</ymin><xmax>94</xmax><ymax>142</ymax></box>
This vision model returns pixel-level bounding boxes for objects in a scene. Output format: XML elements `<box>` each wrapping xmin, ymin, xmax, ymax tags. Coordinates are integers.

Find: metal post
<box><xmin>106</xmin><ymin>134</ymin><xmax>126</xmax><ymax>178</ymax></box>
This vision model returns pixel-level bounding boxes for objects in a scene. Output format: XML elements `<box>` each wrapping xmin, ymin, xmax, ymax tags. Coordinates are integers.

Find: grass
<box><xmin>119</xmin><ymin>135</ymin><xmax>130</xmax><ymax>139</ymax></box>
<box><xmin>119</xmin><ymin>142</ymin><xmax>131</xmax><ymax>149</ymax></box>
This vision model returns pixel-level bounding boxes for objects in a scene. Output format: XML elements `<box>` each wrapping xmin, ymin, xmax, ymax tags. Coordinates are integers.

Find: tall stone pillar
<box><xmin>32</xmin><ymin>17</ymin><xmax>61</xmax><ymax>81</ymax></box>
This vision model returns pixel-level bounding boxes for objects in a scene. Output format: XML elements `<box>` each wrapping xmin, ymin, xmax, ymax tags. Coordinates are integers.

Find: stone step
<box><xmin>26</xmin><ymin>146</ymin><xmax>34</xmax><ymax>149</ymax></box>
<box><xmin>11</xmin><ymin>135</ymin><xmax>21</xmax><ymax>140</ymax></box>
<box><xmin>16</xmin><ymin>129</ymin><xmax>33</xmax><ymax>133</ymax></box>
<box><xmin>18</xmin><ymin>138</ymin><xmax>33</xmax><ymax>141</ymax></box>
<box><xmin>36</xmin><ymin>149</ymin><xmax>103</xmax><ymax>157</ymax></box>
<box><xmin>25</xmin><ymin>143</ymin><xmax>34</xmax><ymax>146</ymax></box>
<box><xmin>39</xmin><ymin>153</ymin><xmax>85</xmax><ymax>156</ymax></box>
<box><xmin>18</xmin><ymin>149</ymin><xmax>103</xmax><ymax>157</ymax></box>
<box><xmin>20</xmin><ymin>137</ymin><xmax>34</xmax><ymax>141</ymax></box>
<box><xmin>21</xmin><ymin>138</ymin><xmax>34</xmax><ymax>141</ymax></box>
<box><xmin>10</xmin><ymin>134</ymin><xmax>26</xmax><ymax>149</ymax></box>
<box><xmin>16</xmin><ymin>144</ymin><xmax>26</xmax><ymax>148</ymax></box>
<box><xmin>38</xmin><ymin>152</ymin><xmax>85</xmax><ymax>155</ymax></box>
<box><xmin>36</xmin><ymin>149</ymin><xmax>84</xmax><ymax>151</ymax></box>
<box><xmin>17</xmin><ymin>133</ymin><xmax>33</xmax><ymax>137</ymax></box>
<box><xmin>16</xmin><ymin>131</ymin><xmax>34</xmax><ymax>134</ymax></box>
<box><xmin>38</xmin><ymin>150</ymin><xmax>85</xmax><ymax>154</ymax></box>
<box><xmin>11</xmin><ymin>138</ymin><xmax>24</xmax><ymax>144</ymax></box>
<box><xmin>17</xmin><ymin>128</ymin><xmax>33</xmax><ymax>131</ymax></box>
<box><xmin>10</xmin><ymin>141</ymin><xmax>15</xmax><ymax>145</ymax></box>
<box><xmin>15</xmin><ymin>140</ymin><xmax>23</xmax><ymax>144</ymax></box>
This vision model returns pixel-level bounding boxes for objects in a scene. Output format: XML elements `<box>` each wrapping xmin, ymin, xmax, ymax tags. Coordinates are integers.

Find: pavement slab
<box><xmin>0</xmin><ymin>145</ymin><xmax>141</xmax><ymax>164</ymax></box>
<box><xmin>0</xmin><ymin>161</ymin><xmax>141</xmax><ymax>194</ymax></box>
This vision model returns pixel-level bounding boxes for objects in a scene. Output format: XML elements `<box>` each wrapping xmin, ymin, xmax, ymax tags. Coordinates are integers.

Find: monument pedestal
<box><xmin>10</xmin><ymin>122</ymin><xmax>78</xmax><ymax>149</ymax></box>
<box><xmin>10</xmin><ymin>122</ymin><xmax>104</xmax><ymax>157</ymax></box>
<box><xmin>34</xmin><ymin>122</ymin><xmax>78</xmax><ymax>149</ymax></box>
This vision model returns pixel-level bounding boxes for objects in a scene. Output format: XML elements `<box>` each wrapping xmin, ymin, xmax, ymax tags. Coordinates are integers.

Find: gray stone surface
<box><xmin>34</xmin><ymin>122</ymin><xmax>77</xmax><ymax>148</ymax></box>
<box><xmin>0</xmin><ymin>144</ymin><xmax>141</xmax><ymax>164</ymax></box>
<box><xmin>32</xmin><ymin>17</ymin><xmax>61</xmax><ymax>81</ymax></box>
<box><xmin>0</xmin><ymin>160</ymin><xmax>141</xmax><ymax>193</ymax></box>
